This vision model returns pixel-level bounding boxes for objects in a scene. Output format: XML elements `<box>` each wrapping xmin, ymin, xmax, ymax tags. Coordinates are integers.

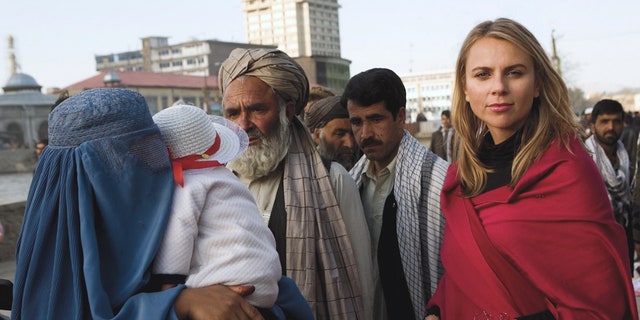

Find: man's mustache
<box><xmin>360</xmin><ymin>138</ymin><xmax>382</xmax><ymax>149</ymax></box>
<box><xmin>246</xmin><ymin>128</ymin><xmax>266</xmax><ymax>140</ymax></box>
<box><xmin>337</xmin><ymin>147</ymin><xmax>355</xmax><ymax>156</ymax></box>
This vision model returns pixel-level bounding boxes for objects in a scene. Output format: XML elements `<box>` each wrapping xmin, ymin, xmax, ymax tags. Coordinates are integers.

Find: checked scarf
<box><xmin>284</xmin><ymin>117</ymin><xmax>364</xmax><ymax>319</ymax></box>
<box><xmin>351</xmin><ymin>130</ymin><xmax>448</xmax><ymax>319</ymax></box>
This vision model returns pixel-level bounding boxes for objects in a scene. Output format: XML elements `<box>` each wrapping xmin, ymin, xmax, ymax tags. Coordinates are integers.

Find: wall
<box><xmin>0</xmin><ymin>150</ymin><xmax>35</xmax><ymax>174</ymax></box>
<box><xmin>0</xmin><ymin>201</ymin><xmax>24</xmax><ymax>262</ymax></box>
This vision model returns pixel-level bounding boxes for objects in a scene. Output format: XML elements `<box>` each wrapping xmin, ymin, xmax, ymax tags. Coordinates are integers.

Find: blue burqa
<box><xmin>11</xmin><ymin>88</ymin><xmax>182</xmax><ymax>319</ymax></box>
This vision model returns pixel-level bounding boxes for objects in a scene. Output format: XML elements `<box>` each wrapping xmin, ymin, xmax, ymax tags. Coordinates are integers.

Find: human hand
<box><xmin>173</xmin><ymin>284</ymin><xmax>263</xmax><ymax>320</ymax></box>
<box><xmin>424</xmin><ymin>315</ymin><xmax>440</xmax><ymax>320</ymax></box>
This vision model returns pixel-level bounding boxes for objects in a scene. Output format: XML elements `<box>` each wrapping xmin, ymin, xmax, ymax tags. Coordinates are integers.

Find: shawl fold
<box><xmin>283</xmin><ymin>117</ymin><xmax>364</xmax><ymax>319</ymax></box>
<box><xmin>351</xmin><ymin>130</ymin><xmax>448</xmax><ymax>319</ymax></box>
<box><xmin>429</xmin><ymin>136</ymin><xmax>638</xmax><ymax>319</ymax></box>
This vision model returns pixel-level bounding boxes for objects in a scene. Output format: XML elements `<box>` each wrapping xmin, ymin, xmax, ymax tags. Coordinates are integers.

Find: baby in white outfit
<box><xmin>152</xmin><ymin>104</ymin><xmax>281</xmax><ymax>308</ymax></box>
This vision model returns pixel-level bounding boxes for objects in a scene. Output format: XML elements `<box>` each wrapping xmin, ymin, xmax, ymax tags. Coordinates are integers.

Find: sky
<box><xmin>0</xmin><ymin>0</ymin><xmax>638</xmax><ymax>94</ymax></box>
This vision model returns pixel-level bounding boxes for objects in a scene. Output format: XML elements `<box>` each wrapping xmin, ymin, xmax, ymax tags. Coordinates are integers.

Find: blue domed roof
<box><xmin>3</xmin><ymin>73</ymin><xmax>42</xmax><ymax>92</ymax></box>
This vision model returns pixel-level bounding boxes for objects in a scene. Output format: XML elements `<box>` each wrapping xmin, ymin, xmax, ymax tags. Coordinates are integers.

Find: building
<box><xmin>95</xmin><ymin>37</ymin><xmax>276</xmax><ymax>78</ymax></box>
<box><xmin>586</xmin><ymin>90</ymin><xmax>640</xmax><ymax>113</ymax></box>
<box><xmin>0</xmin><ymin>36</ymin><xmax>57</xmax><ymax>150</ymax></box>
<box><xmin>0</xmin><ymin>73</ymin><xmax>57</xmax><ymax>150</ymax></box>
<box><xmin>63</xmin><ymin>70</ymin><xmax>221</xmax><ymax>115</ymax></box>
<box><xmin>401</xmin><ymin>70</ymin><xmax>455</xmax><ymax>131</ymax></box>
<box><xmin>241</xmin><ymin>0</ymin><xmax>350</xmax><ymax>92</ymax></box>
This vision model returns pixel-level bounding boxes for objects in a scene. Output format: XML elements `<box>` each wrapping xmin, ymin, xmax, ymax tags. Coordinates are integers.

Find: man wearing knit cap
<box><xmin>219</xmin><ymin>48</ymin><xmax>374</xmax><ymax>320</ymax></box>
<box><xmin>305</xmin><ymin>95</ymin><xmax>359</xmax><ymax>171</ymax></box>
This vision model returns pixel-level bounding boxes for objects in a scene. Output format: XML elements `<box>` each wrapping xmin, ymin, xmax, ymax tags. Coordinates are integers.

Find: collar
<box><xmin>363</xmin><ymin>153</ymin><xmax>398</xmax><ymax>181</ymax></box>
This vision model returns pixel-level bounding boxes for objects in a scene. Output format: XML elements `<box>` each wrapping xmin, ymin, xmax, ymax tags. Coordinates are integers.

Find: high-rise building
<box><xmin>241</xmin><ymin>0</ymin><xmax>350</xmax><ymax>92</ymax></box>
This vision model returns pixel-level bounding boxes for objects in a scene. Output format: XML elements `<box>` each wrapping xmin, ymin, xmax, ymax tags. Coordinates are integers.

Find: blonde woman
<box><xmin>425</xmin><ymin>18</ymin><xmax>637</xmax><ymax>319</ymax></box>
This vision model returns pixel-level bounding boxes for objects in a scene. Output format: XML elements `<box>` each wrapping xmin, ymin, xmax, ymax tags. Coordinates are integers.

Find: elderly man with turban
<box><xmin>219</xmin><ymin>48</ymin><xmax>374</xmax><ymax>319</ymax></box>
<box><xmin>305</xmin><ymin>95</ymin><xmax>359</xmax><ymax>171</ymax></box>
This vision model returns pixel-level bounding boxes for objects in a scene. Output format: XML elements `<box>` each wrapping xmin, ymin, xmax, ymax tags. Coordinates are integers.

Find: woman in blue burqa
<box><xmin>11</xmin><ymin>88</ymin><xmax>283</xmax><ymax>319</ymax></box>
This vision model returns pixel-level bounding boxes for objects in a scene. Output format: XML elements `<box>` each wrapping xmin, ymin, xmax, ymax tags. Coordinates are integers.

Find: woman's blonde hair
<box><xmin>452</xmin><ymin>18</ymin><xmax>580</xmax><ymax>197</ymax></box>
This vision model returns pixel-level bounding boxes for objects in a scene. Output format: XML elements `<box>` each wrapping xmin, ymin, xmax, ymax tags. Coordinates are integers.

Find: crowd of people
<box><xmin>5</xmin><ymin>17</ymin><xmax>639</xmax><ymax>320</ymax></box>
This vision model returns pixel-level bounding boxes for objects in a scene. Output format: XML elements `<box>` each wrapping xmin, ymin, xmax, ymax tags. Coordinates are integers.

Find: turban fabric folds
<box><xmin>219</xmin><ymin>48</ymin><xmax>310</xmax><ymax>115</ymax></box>
<box><xmin>304</xmin><ymin>95</ymin><xmax>348</xmax><ymax>131</ymax></box>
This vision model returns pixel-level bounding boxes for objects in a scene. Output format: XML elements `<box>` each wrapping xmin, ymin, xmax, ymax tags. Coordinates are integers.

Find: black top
<box><xmin>478</xmin><ymin>130</ymin><xmax>522</xmax><ymax>193</ymax></box>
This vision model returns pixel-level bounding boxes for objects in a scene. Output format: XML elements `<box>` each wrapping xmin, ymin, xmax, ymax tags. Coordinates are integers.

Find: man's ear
<box><xmin>397</xmin><ymin>107</ymin><xmax>406</xmax><ymax>123</ymax></box>
<box><xmin>286</xmin><ymin>101</ymin><xmax>296</xmax><ymax>122</ymax></box>
<box><xmin>313</xmin><ymin>128</ymin><xmax>321</xmax><ymax>144</ymax></box>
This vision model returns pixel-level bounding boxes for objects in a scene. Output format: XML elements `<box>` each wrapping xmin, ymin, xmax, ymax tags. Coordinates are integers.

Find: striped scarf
<box><xmin>585</xmin><ymin>135</ymin><xmax>632</xmax><ymax>225</ymax></box>
<box><xmin>284</xmin><ymin>117</ymin><xmax>364</xmax><ymax>319</ymax></box>
<box><xmin>351</xmin><ymin>130</ymin><xmax>448</xmax><ymax>319</ymax></box>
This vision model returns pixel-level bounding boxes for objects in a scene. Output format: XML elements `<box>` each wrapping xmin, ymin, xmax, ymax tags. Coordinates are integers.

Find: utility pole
<box><xmin>551</xmin><ymin>30</ymin><xmax>562</xmax><ymax>77</ymax></box>
<box><xmin>409</xmin><ymin>42</ymin><xmax>414</xmax><ymax>74</ymax></box>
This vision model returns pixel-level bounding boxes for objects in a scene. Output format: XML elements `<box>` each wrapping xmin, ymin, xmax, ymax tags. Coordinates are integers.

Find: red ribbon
<box><xmin>170</xmin><ymin>134</ymin><xmax>223</xmax><ymax>187</ymax></box>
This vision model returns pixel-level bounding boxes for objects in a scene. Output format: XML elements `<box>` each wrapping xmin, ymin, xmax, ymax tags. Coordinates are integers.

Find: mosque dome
<box><xmin>3</xmin><ymin>72</ymin><xmax>42</xmax><ymax>92</ymax></box>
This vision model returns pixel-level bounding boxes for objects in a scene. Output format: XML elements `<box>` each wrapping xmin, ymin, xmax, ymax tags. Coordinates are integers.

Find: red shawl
<box><xmin>428</xmin><ymin>136</ymin><xmax>638</xmax><ymax>319</ymax></box>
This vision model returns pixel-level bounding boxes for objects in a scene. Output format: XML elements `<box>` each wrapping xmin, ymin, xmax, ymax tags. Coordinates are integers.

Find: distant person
<box><xmin>580</xmin><ymin>107</ymin><xmax>593</xmax><ymax>140</ymax></box>
<box><xmin>300</xmin><ymin>86</ymin><xmax>334</xmax><ymax>122</ymax></box>
<box><xmin>585</xmin><ymin>99</ymin><xmax>635</xmax><ymax>271</ymax></box>
<box><xmin>632</xmin><ymin>116</ymin><xmax>640</xmax><ymax>264</ymax></box>
<box><xmin>305</xmin><ymin>95</ymin><xmax>359</xmax><ymax>170</ymax></box>
<box><xmin>219</xmin><ymin>48</ymin><xmax>374</xmax><ymax>319</ymax></box>
<box><xmin>429</xmin><ymin>110</ymin><xmax>455</xmax><ymax>162</ymax></box>
<box><xmin>51</xmin><ymin>90</ymin><xmax>69</xmax><ymax>111</ymax></box>
<box><xmin>343</xmin><ymin>68</ymin><xmax>449</xmax><ymax>320</ymax></box>
<box><xmin>425</xmin><ymin>18</ymin><xmax>637</xmax><ymax>319</ymax></box>
<box><xmin>621</xmin><ymin>112</ymin><xmax>640</xmax><ymax>178</ymax></box>
<box><xmin>8</xmin><ymin>139</ymin><xmax>20</xmax><ymax>150</ymax></box>
<box><xmin>12</xmin><ymin>88</ymin><xmax>266</xmax><ymax>319</ymax></box>
<box><xmin>33</xmin><ymin>139</ymin><xmax>47</xmax><ymax>173</ymax></box>
<box><xmin>34</xmin><ymin>139</ymin><xmax>47</xmax><ymax>160</ymax></box>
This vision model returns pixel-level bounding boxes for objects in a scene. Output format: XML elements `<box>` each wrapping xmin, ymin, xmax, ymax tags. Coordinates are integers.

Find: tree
<box><xmin>567</xmin><ymin>87</ymin><xmax>591</xmax><ymax>115</ymax></box>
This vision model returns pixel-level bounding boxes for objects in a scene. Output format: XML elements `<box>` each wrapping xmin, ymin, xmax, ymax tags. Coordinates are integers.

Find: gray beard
<box><xmin>229</xmin><ymin>113</ymin><xmax>290</xmax><ymax>180</ymax></box>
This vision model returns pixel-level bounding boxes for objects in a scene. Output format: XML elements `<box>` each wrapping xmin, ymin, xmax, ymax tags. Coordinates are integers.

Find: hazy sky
<box><xmin>1</xmin><ymin>0</ymin><xmax>638</xmax><ymax>94</ymax></box>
